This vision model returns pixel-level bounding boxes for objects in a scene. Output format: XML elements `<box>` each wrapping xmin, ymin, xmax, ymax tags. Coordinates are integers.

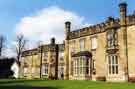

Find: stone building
<box><xmin>21</xmin><ymin>2</ymin><xmax>135</xmax><ymax>82</ymax></box>
<box><xmin>64</xmin><ymin>2</ymin><xmax>135</xmax><ymax>82</ymax></box>
<box><xmin>20</xmin><ymin>38</ymin><xmax>65</xmax><ymax>79</ymax></box>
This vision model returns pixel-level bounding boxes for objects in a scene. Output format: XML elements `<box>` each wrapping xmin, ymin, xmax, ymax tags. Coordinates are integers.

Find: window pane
<box><xmin>80</xmin><ymin>39</ymin><xmax>85</xmax><ymax>51</ymax></box>
<box><xmin>116</xmin><ymin>65</ymin><xmax>118</xmax><ymax>74</ymax></box>
<box><xmin>93</xmin><ymin>60</ymin><xmax>95</xmax><ymax>69</ymax></box>
<box><xmin>108</xmin><ymin>56</ymin><xmax>111</xmax><ymax>64</ymax></box>
<box><xmin>71</xmin><ymin>40</ymin><xmax>76</xmax><ymax>53</ymax></box>
<box><xmin>112</xmin><ymin>66</ymin><xmax>115</xmax><ymax>74</ymax></box>
<box><xmin>112</xmin><ymin>56</ymin><xmax>115</xmax><ymax>64</ymax></box>
<box><xmin>115</xmin><ymin>56</ymin><xmax>118</xmax><ymax>64</ymax></box>
<box><xmin>92</xmin><ymin>37</ymin><xmax>97</xmax><ymax>49</ymax></box>
<box><xmin>108</xmin><ymin>55</ymin><xmax>118</xmax><ymax>75</ymax></box>
<box><xmin>24</xmin><ymin>68</ymin><xmax>28</xmax><ymax>74</ymax></box>
<box><xmin>107</xmin><ymin>30</ymin><xmax>116</xmax><ymax>47</ymax></box>
<box><xmin>109</xmin><ymin>65</ymin><xmax>111</xmax><ymax>74</ymax></box>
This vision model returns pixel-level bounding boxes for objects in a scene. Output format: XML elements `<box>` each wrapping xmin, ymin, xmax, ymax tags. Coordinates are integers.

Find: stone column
<box><xmin>119</xmin><ymin>2</ymin><xmax>129</xmax><ymax>81</ymax></box>
<box><xmin>64</xmin><ymin>21</ymin><xmax>71</xmax><ymax>80</ymax></box>
<box><xmin>48</xmin><ymin>51</ymin><xmax>51</xmax><ymax>79</ymax></box>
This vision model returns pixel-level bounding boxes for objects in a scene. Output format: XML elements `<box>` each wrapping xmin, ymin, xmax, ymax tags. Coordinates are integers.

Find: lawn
<box><xmin>0</xmin><ymin>79</ymin><xmax>135</xmax><ymax>89</ymax></box>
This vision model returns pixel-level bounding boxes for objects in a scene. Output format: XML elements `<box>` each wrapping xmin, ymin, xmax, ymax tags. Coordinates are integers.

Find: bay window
<box><xmin>73</xmin><ymin>56</ymin><xmax>89</xmax><ymax>76</ymax></box>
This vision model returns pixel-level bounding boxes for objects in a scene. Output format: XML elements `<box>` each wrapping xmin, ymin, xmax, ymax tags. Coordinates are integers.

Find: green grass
<box><xmin>0</xmin><ymin>79</ymin><xmax>135</xmax><ymax>89</ymax></box>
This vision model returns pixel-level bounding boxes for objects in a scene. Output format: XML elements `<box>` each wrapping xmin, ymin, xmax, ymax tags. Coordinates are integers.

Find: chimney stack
<box><xmin>119</xmin><ymin>2</ymin><xmax>127</xmax><ymax>25</ymax></box>
<box><xmin>65</xmin><ymin>21</ymin><xmax>71</xmax><ymax>40</ymax></box>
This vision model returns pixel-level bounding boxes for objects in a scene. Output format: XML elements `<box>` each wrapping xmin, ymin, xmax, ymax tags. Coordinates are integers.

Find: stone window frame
<box><xmin>42</xmin><ymin>64</ymin><xmax>48</xmax><ymax>76</ymax></box>
<box><xmin>73</xmin><ymin>56</ymin><xmax>89</xmax><ymax>76</ymax></box>
<box><xmin>31</xmin><ymin>67</ymin><xmax>35</xmax><ymax>74</ymax></box>
<box><xmin>92</xmin><ymin>59</ymin><xmax>96</xmax><ymax>75</ymax></box>
<box><xmin>90</xmin><ymin>35</ymin><xmax>98</xmax><ymax>50</ymax></box>
<box><xmin>92</xmin><ymin>59</ymin><xmax>95</xmax><ymax>70</ymax></box>
<box><xmin>23</xmin><ymin>67</ymin><xmax>29</xmax><ymax>77</ymax></box>
<box><xmin>43</xmin><ymin>52</ymin><xmax>48</xmax><ymax>61</ymax></box>
<box><xmin>71</xmin><ymin>40</ymin><xmax>76</xmax><ymax>53</ymax></box>
<box><xmin>59</xmin><ymin>63</ymin><xmax>64</xmax><ymax>74</ymax></box>
<box><xmin>107</xmin><ymin>54</ymin><xmax>119</xmax><ymax>75</ymax></box>
<box><xmin>59</xmin><ymin>52</ymin><xmax>64</xmax><ymax>61</ymax></box>
<box><xmin>79</xmin><ymin>38</ymin><xmax>85</xmax><ymax>51</ymax></box>
<box><xmin>106</xmin><ymin>29</ymin><xmax>118</xmax><ymax>48</ymax></box>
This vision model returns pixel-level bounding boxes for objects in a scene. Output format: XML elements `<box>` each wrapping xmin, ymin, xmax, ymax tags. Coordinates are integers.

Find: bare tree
<box><xmin>15</xmin><ymin>35</ymin><xmax>26</xmax><ymax>61</ymax></box>
<box><xmin>0</xmin><ymin>35</ymin><xmax>6</xmax><ymax>56</ymax></box>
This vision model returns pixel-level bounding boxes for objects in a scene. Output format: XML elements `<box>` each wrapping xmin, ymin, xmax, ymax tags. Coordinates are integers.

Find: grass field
<box><xmin>0</xmin><ymin>79</ymin><xmax>135</xmax><ymax>89</ymax></box>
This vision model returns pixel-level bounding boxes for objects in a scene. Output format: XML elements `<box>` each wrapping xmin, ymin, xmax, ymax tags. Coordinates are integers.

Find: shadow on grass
<box><xmin>0</xmin><ymin>85</ymin><xmax>61</xmax><ymax>89</ymax></box>
<box><xmin>0</xmin><ymin>79</ymin><xmax>46</xmax><ymax>84</ymax></box>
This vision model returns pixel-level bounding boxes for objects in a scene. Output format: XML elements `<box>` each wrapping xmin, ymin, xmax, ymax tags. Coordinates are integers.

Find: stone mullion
<box><xmin>48</xmin><ymin>51</ymin><xmax>51</xmax><ymax>78</ymax></box>
<box><xmin>82</xmin><ymin>58</ymin><xmax>84</xmax><ymax>76</ymax></box>
<box><xmin>75</xmin><ymin>59</ymin><xmax>77</xmax><ymax>76</ymax></box>
<box><xmin>83</xmin><ymin>57</ymin><xmax>85</xmax><ymax>76</ymax></box>
<box><xmin>78</xmin><ymin>57</ymin><xmax>80</xmax><ymax>76</ymax></box>
<box><xmin>73</xmin><ymin>59</ymin><xmax>75</xmax><ymax>76</ymax></box>
<box><xmin>89</xmin><ymin>58</ymin><xmax>91</xmax><ymax>76</ymax></box>
<box><xmin>82</xmin><ymin>58</ymin><xmax>83</xmax><ymax>76</ymax></box>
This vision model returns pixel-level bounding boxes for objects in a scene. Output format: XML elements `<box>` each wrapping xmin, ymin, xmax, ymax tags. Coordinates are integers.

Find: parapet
<box><xmin>69</xmin><ymin>16</ymin><xmax>120</xmax><ymax>39</ymax></box>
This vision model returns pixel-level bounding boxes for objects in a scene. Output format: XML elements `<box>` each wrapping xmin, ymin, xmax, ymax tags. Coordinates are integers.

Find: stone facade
<box><xmin>20</xmin><ymin>2</ymin><xmax>135</xmax><ymax>82</ymax></box>
<box><xmin>20</xmin><ymin>38</ymin><xmax>65</xmax><ymax>79</ymax></box>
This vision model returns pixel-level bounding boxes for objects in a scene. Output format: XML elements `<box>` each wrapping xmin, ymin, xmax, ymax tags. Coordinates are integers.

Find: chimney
<box><xmin>119</xmin><ymin>2</ymin><xmax>127</xmax><ymax>25</ymax></box>
<box><xmin>51</xmin><ymin>37</ymin><xmax>55</xmax><ymax>44</ymax></box>
<box><xmin>65</xmin><ymin>21</ymin><xmax>71</xmax><ymax>40</ymax></box>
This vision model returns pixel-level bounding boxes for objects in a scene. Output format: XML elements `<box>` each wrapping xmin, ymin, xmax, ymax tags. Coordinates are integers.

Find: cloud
<box><xmin>3</xmin><ymin>46</ymin><xmax>16</xmax><ymax>58</ymax></box>
<box><xmin>15</xmin><ymin>6</ymin><xmax>90</xmax><ymax>48</ymax></box>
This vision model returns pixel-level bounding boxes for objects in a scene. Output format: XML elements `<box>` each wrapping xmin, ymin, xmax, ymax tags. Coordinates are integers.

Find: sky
<box><xmin>0</xmin><ymin>0</ymin><xmax>135</xmax><ymax>57</ymax></box>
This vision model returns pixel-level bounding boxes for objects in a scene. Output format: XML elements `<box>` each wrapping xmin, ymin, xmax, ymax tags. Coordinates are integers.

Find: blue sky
<box><xmin>0</xmin><ymin>0</ymin><xmax>135</xmax><ymax>56</ymax></box>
